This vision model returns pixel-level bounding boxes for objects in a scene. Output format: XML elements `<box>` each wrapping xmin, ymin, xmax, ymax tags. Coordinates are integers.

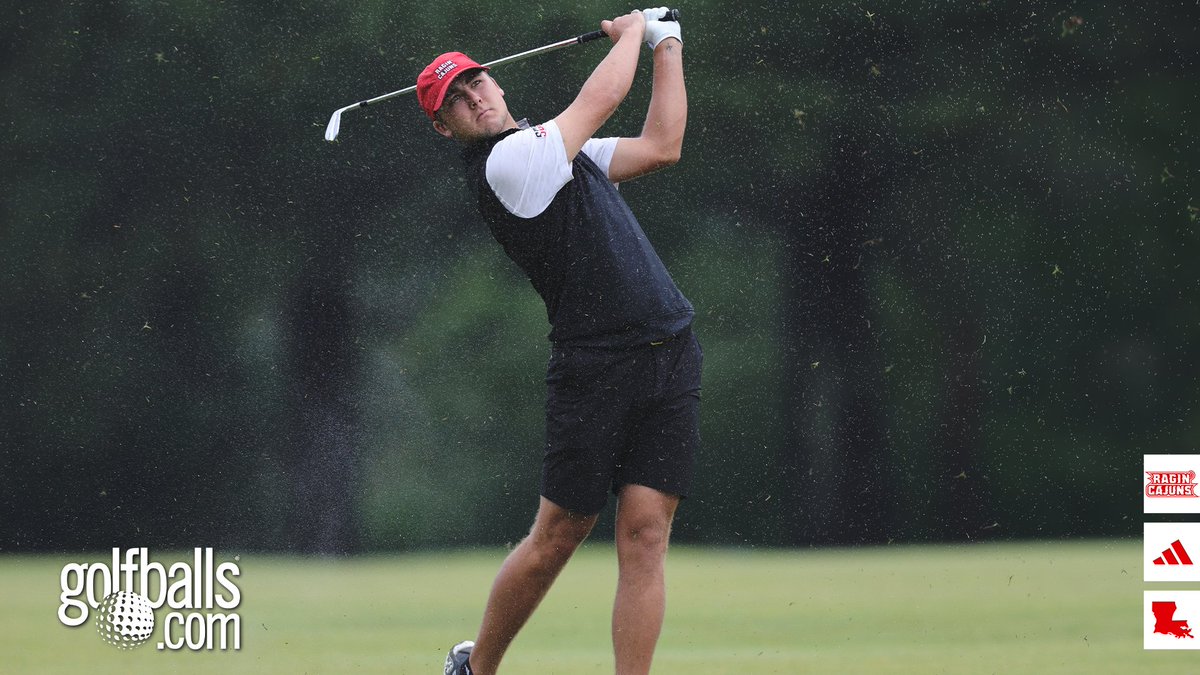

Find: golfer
<box><xmin>420</xmin><ymin>9</ymin><xmax>698</xmax><ymax>675</ymax></box>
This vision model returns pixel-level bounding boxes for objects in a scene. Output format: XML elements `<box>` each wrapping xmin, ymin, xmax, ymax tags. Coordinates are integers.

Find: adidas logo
<box><xmin>1154</xmin><ymin>540</ymin><xmax>1195</xmax><ymax>566</ymax></box>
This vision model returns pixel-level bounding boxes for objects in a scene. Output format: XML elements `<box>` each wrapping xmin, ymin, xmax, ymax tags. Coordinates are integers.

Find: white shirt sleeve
<box><xmin>484</xmin><ymin>120</ymin><xmax>574</xmax><ymax>219</ymax></box>
<box><xmin>581</xmin><ymin>137</ymin><xmax>620</xmax><ymax>179</ymax></box>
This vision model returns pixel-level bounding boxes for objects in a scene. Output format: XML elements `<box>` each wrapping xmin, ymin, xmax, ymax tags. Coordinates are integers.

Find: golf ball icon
<box><xmin>95</xmin><ymin>591</ymin><xmax>155</xmax><ymax>649</ymax></box>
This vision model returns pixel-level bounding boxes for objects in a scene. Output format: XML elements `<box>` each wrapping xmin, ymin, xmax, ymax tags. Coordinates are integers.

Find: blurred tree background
<box><xmin>1</xmin><ymin>0</ymin><xmax>1195</xmax><ymax>553</ymax></box>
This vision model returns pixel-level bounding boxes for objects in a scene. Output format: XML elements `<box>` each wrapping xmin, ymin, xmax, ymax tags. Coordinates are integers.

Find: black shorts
<box><xmin>541</xmin><ymin>328</ymin><xmax>702</xmax><ymax>515</ymax></box>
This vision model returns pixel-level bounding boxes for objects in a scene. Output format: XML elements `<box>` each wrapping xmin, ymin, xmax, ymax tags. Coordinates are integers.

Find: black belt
<box><xmin>649</xmin><ymin>333</ymin><xmax>681</xmax><ymax>347</ymax></box>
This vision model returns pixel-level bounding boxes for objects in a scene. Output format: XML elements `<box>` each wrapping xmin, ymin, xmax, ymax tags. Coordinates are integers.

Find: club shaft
<box><xmin>482</xmin><ymin>32</ymin><xmax>604</xmax><ymax>68</ymax></box>
<box><xmin>325</xmin><ymin>9</ymin><xmax>679</xmax><ymax>141</ymax></box>
<box><xmin>352</xmin><ymin>33</ymin><xmax>593</xmax><ymax>111</ymax></box>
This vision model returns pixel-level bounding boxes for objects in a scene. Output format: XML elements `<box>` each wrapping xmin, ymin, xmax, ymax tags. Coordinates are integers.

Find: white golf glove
<box><xmin>642</xmin><ymin>6</ymin><xmax>682</xmax><ymax>50</ymax></box>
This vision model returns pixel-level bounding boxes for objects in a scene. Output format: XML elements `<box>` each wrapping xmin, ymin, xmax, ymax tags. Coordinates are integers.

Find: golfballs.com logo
<box><xmin>58</xmin><ymin>548</ymin><xmax>242</xmax><ymax>651</ymax></box>
<box><xmin>95</xmin><ymin>590</ymin><xmax>156</xmax><ymax>649</ymax></box>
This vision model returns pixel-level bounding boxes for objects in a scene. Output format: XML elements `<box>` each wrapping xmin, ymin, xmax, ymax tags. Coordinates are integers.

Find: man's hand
<box><xmin>601</xmin><ymin>10</ymin><xmax>647</xmax><ymax>45</ymax></box>
<box><xmin>642</xmin><ymin>7</ymin><xmax>682</xmax><ymax>50</ymax></box>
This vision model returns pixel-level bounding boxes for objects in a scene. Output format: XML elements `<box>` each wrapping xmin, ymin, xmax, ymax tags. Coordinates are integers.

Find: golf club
<box><xmin>323</xmin><ymin>9</ymin><xmax>681</xmax><ymax>142</ymax></box>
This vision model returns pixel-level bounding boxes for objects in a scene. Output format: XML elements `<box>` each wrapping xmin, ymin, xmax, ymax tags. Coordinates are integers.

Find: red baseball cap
<box><xmin>417</xmin><ymin>52</ymin><xmax>489</xmax><ymax>120</ymax></box>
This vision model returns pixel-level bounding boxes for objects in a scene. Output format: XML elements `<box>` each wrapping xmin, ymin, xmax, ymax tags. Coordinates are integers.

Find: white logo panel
<box><xmin>1146</xmin><ymin>591</ymin><xmax>1200</xmax><ymax>649</ymax></box>
<box><xmin>1144</xmin><ymin>523</ymin><xmax>1200</xmax><ymax>582</ymax></box>
<box><xmin>1144</xmin><ymin>455</ymin><xmax>1200</xmax><ymax>514</ymax></box>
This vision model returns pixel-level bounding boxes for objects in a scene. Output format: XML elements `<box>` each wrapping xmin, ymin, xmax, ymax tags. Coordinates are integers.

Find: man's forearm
<box><xmin>641</xmin><ymin>39</ymin><xmax>686</xmax><ymax>159</ymax></box>
<box><xmin>556</xmin><ymin>24</ymin><xmax>644</xmax><ymax>161</ymax></box>
<box><xmin>576</xmin><ymin>32</ymin><xmax>643</xmax><ymax>125</ymax></box>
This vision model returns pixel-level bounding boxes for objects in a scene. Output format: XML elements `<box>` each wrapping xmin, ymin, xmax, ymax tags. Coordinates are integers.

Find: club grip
<box><xmin>579</xmin><ymin>8</ymin><xmax>681</xmax><ymax>42</ymax></box>
<box><xmin>644</xmin><ymin>8</ymin><xmax>682</xmax><ymax>22</ymax></box>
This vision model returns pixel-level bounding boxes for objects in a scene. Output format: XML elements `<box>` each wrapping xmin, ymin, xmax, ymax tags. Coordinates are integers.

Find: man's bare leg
<box><xmin>467</xmin><ymin>497</ymin><xmax>598</xmax><ymax>675</ymax></box>
<box><xmin>612</xmin><ymin>484</ymin><xmax>680</xmax><ymax>675</ymax></box>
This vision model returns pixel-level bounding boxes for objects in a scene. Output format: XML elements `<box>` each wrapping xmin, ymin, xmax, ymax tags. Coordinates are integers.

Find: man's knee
<box><xmin>615</xmin><ymin>509</ymin><xmax>674</xmax><ymax>571</ymax></box>
<box><xmin>526</xmin><ymin>503</ymin><xmax>596</xmax><ymax>570</ymax></box>
<box><xmin>617</xmin><ymin>517</ymin><xmax>671</xmax><ymax>553</ymax></box>
<box><xmin>531</xmin><ymin>523</ymin><xmax>589</xmax><ymax>563</ymax></box>
<box><xmin>616</xmin><ymin>486</ymin><xmax>678</xmax><ymax>559</ymax></box>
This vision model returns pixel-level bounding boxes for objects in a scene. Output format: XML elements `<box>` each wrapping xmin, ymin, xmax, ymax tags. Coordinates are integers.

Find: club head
<box><xmin>324</xmin><ymin>109</ymin><xmax>343</xmax><ymax>142</ymax></box>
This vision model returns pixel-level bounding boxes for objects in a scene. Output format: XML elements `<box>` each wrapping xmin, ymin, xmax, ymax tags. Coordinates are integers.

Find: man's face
<box><xmin>432</xmin><ymin>71</ymin><xmax>510</xmax><ymax>142</ymax></box>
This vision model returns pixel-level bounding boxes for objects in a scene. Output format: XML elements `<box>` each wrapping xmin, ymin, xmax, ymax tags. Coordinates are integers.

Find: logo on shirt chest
<box><xmin>533</xmin><ymin>124</ymin><xmax>547</xmax><ymax>138</ymax></box>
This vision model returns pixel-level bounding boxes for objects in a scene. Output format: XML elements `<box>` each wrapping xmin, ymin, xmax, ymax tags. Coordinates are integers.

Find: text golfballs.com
<box><xmin>57</xmin><ymin>548</ymin><xmax>242</xmax><ymax>651</ymax></box>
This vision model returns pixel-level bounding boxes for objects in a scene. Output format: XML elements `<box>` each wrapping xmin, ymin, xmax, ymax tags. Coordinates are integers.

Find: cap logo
<box><xmin>434</xmin><ymin>60</ymin><xmax>458</xmax><ymax>80</ymax></box>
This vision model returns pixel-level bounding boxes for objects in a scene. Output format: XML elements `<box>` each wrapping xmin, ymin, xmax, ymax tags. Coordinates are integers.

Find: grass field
<box><xmin>0</xmin><ymin>540</ymin><xmax>1185</xmax><ymax>673</ymax></box>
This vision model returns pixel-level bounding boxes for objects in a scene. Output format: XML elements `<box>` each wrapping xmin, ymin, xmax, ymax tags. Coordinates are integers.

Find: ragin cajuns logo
<box><xmin>1147</xmin><ymin>471</ymin><xmax>1199</xmax><ymax>498</ymax></box>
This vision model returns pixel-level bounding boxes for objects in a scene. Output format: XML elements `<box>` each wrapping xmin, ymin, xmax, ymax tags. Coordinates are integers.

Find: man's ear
<box><xmin>432</xmin><ymin>119</ymin><xmax>454</xmax><ymax>139</ymax></box>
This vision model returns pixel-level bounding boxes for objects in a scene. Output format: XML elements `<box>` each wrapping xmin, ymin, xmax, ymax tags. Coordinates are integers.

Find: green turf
<box><xmin>0</xmin><ymin>540</ymin><xmax>1183</xmax><ymax>673</ymax></box>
